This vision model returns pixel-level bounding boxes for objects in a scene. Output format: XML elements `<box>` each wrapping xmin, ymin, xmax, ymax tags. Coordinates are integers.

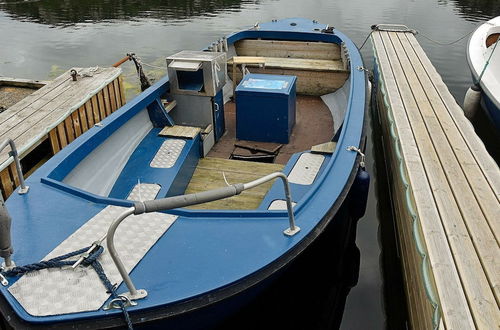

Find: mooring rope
<box><xmin>358</xmin><ymin>24</ymin><xmax>476</xmax><ymax>50</ymax></box>
<box><xmin>1</xmin><ymin>246</ymin><xmax>133</xmax><ymax>330</ymax></box>
<box><xmin>475</xmin><ymin>35</ymin><xmax>500</xmax><ymax>85</ymax></box>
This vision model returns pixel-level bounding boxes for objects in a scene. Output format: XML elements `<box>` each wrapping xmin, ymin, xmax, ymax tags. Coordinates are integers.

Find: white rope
<box><xmin>222</xmin><ymin>171</ymin><xmax>230</xmax><ymax>186</ymax></box>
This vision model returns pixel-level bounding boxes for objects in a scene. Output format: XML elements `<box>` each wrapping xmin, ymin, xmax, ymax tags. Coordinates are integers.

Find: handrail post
<box><xmin>106</xmin><ymin>207</ymin><xmax>147</xmax><ymax>301</ymax></box>
<box><xmin>242</xmin><ymin>172</ymin><xmax>300</xmax><ymax>236</ymax></box>
<box><xmin>0</xmin><ymin>139</ymin><xmax>29</xmax><ymax>194</ymax></box>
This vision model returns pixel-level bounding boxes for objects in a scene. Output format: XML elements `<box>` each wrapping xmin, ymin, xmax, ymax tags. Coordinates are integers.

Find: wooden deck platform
<box><xmin>0</xmin><ymin>67</ymin><xmax>125</xmax><ymax>199</ymax></box>
<box><xmin>372</xmin><ymin>28</ymin><xmax>500</xmax><ymax>329</ymax></box>
<box><xmin>184</xmin><ymin>157</ymin><xmax>283</xmax><ymax>210</ymax></box>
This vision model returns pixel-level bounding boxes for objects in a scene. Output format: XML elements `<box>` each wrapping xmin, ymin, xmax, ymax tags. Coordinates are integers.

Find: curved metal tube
<box><xmin>243</xmin><ymin>172</ymin><xmax>298</xmax><ymax>234</ymax></box>
<box><xmin>106</xmin><ymin>172</ymin><xmax>298</xmax><ymax>299</ymax></box>
<box><xmin>0</xmin><ymin>139</ymin><xmax>29</xmax><ymax>194</ymax></box>
<box><xmin>106</xmin><ymin>207</ymin><xmax>138</xmax><ymax>296</ymax></box>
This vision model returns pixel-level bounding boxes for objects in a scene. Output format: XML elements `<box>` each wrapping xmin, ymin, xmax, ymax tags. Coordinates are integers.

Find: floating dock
<box><xmin>372</xmin><ymin>27</ymin><xmax>500</xmax><ymax>329</ymax></box>
<box><xmin>0</xmin><ymin>67</ymin><xmax>125</xmax><ymax>199</ymax></box>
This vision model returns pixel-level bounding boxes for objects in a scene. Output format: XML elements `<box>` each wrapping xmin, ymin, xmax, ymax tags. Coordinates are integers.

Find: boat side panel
<box><xmin>107</xmin><ymin>129</ymin><xmax>201</xmax><ymax>200</ymax></box>
<box><xmin>63</xmin><ymin>109</ymin><xmax>153</xmax><ymax>196</ymax></box>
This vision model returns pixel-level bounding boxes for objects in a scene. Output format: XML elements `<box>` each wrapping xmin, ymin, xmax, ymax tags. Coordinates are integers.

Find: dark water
<box><xmin>1</xmin><ymin>0</ymin><xmax>499</xmax><ymax>329</ymax></box>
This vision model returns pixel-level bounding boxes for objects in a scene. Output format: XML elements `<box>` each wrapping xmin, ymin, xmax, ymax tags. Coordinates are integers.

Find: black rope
<box><xmin>1</xmin><ymin>245</ymin><xmax>133</xmax><ymax>330</ymax></box>
<box><xmin>2</xmin><ymin>246</ymin><xmax>90</xmax><ymax>277</ymax></box>
<box><xmin>85</xmin><ymin>247</ymin><xmax>133</xmax><ymax>330</ymax></box>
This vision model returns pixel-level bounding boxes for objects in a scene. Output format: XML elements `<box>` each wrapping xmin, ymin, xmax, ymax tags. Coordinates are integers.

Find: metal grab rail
<box><xmin>106</xmin><ymin>172</ymin><xmax>299</xmax><ymax>301</ymax></box>
<box><xmin>0</xmin><ymin>139</ymin><xmax>29</xmax><ymax>195</ymax></box>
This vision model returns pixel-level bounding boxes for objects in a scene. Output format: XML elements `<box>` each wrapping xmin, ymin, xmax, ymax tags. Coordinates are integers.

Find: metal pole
<box><xmin>243</xmin><ymin>172</ymin><xmax>299</xmax><ymax>236</ymax></box>
<box><xmin>106</xmin><ymin>207</ymin><xmax>145</xmax><ymax>299</ymax></box>
<box><xmin>0</xmin><ymin>139</ymin><xmax>29</xmax><ymax>194</ymax></box>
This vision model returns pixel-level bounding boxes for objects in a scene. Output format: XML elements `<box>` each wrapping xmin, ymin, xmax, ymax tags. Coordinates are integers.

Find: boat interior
<box><xmin>55</xmin><ymin>37</ymin><xmax>352</xmax><ymax>211</ymax></box>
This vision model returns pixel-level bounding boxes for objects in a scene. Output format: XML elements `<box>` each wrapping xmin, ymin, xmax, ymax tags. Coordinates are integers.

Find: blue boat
<box><xmin>0</xmin><ymin>18</ymin><xmax>369</xmax><ymax>329</ymax></box>
<box><xmin>465</xmin><ymin>16</ymin><xmax>500</xmax><ymax>131</ymax></box>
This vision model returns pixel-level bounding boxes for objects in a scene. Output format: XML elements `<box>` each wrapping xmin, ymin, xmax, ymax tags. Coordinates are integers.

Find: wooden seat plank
<box><xmin>228</xmin><ymin>56</ymin><xmax>347</xmax><ymax>72</ymax></box>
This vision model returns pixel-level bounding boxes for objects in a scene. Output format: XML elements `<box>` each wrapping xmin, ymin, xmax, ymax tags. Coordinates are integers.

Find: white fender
<box><xmin>463</xmin><ymin>84</ymin><xmax>481</xmax><ymax>119</ymax></box>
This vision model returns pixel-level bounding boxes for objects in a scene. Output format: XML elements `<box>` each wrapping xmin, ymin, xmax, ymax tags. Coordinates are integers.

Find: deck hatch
<box><xmin>287</xmin><ymin>153</ymin><xmax>325</xmax><ymax>185</ymax></box>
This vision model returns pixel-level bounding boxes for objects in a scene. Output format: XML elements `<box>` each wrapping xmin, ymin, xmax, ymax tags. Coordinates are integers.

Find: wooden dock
<box><xmin>0</xmin><ymin>67</ymin><xmax>125</xmax><ymax>199</ymax></box>
<box><xmin>372</xmin><ymin>27</ymin><xmax>500</xmax><ymax>329</ymax></box>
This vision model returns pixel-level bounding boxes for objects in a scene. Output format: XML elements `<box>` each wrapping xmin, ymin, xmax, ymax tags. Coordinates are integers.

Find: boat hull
<box><xmin>0</xmin><ymin>175</ymin><xmax>364</xmax><ymax>329</ymax></box>
<box><xmin>466</xmin><ymin>16</ymin><xmax>500</xmax><ymax>131</ymax></box>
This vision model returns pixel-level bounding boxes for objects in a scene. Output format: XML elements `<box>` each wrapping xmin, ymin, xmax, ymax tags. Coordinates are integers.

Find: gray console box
<box><xmin>167</xmin><ymin>51</ymin><xmax>226</xmax><ymax>97</ymax></box>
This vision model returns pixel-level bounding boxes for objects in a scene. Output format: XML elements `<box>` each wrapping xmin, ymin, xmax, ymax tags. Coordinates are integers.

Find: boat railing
<box><xmin>105</xmin><ymin>172</ymin><xmax>299</xmax><ymax>303</ymax></box>
<box><xmin>0</xmin><ymin>139</ymin><xmax>29</xmax><ymax>195</ymax></box>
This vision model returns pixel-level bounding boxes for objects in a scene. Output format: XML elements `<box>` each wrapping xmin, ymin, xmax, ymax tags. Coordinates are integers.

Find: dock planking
<box><xmin>372</xmin><ymin>28</ymin><xmax>500</xmax><ymax>329</ymax></box>
<box><xmin>0</xmin><ymin>67</ymin><xmax>124</xmax><ymax>199</ymax></box>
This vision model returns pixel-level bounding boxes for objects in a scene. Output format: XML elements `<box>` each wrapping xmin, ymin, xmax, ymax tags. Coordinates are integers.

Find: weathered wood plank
<box><xmin>0</xmin><ymin>68</ymin><xmax>120</xmax><ymax>166</ymax></box>
<box><xmin>230</xmin><ymin>68</ymin><xmax>348</xmax><ymax>96</ymax></box>
<box><xmin>373</xmin><ymin>31</ymin><xmax>475</xmax><ymax>329</ymax></box>
<box><xmin>375</xmin><ymin>50</ymin><xmax>437</xmax><ymax>330</ymax></box>
<box><xmin>64</xmin><ymin>117</ymin><xmax>75</xmax><ymax>143</ymax></box>
<box><xmin>84</xmin><ymin>102</ymin><xmax>94</xmax><ymax>127</ymax></box>
<box><xmin>108</xmin><ymin>84</ymin><xmax>117</xmax><ymax>112</ymax></box>
<box><xmin>102</xmin><ymin>84</ymin><xmax>112</xmax><ymax>116</ymax></box>
<box><xmin>56</xmin><ymin>123</ymin><xmax>68</xmax><ymax>149</ymax></box>
<box><xmin>235</xmin><ymin>39</ymin><xmax>341</xmax><ymax>60</ymax></box>
<box><xmin>0</xmin><ymin>72</ymin><xmax>71</xmax><ymax>126</ymax></box>
<box><xmin>78</xmin><ymin>105</ymin><xmax>88</xmax><ymax>133</ymax></box>
<box><xmin>91</xmin><ymin>95</ymin><xmax>100</xmax><ymax>124</ymax></box>
<box><xmin>0</xmin><ymin>169</ymin><xmax>13</xmax><ymax>198</ymax></box>
<box><xmin>388</xmin><ymin>30</ymin><xmax>498</xmax><ymax>328</ymax></box>
<box><xmin>71</xmin><ymin>111</ymin><xmax>82</xmax><ymax>137</ymax></box>
<box><xmin>229</xmin><ymin>56</ymin><xmax>347</xmax><ymax>72</ymax></box>
<box><xmin>113</xmin><ymin>79</ymin><xmax>122</xmax><ymax>108</ymax></box>
<box><xmin>9</xmin><ymin>163</ymin><xmax>20</xmax><ymax>187</ymax></box>
<box><xmin>397</xmin><ymin>32</ymin><xmax>500</xmax><ymax>303</ymax></box>
<box><xmin>118</xmin><ymin>75</ymin><xmax>126</xmax><ymax>106</ymax></box>
<box><xmin>48</xmin><ymin>129</ymin><xmax>60</xmax><ymax>154</ymax></box>
<box><xmin>96</xmin><ymin>90</ymin><xmax>106</xmax><ymax>120</ymax></box>
<box><xmin>405</xmin><ymin>35</ymin><xmax>500</xmax><ymax>198</ymax></box>
<box><xmin>185</xmin><ymin>157</ymin><xmax>283</xmax><ymax>210</ymax></box>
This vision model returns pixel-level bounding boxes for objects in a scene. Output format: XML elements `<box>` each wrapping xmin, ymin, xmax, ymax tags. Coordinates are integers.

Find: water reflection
<box><xmin>0</xmin><ymin>0</ymin><xmax>258</xmax><ymax>26</ymax></box>
<box><xmin>439</xmin><ymin>0</ymin><xmax>500</xmax><ymax>21</ymax></box>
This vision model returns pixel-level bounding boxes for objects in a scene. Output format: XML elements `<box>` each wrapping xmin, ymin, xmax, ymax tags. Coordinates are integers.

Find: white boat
<box><xmin>465</xmin><ymin>16</ymin><xmax>500</xmax><ymax>131</ymax></box>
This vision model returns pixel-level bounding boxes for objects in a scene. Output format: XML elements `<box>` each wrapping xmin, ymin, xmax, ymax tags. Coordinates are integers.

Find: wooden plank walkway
<box><xmin>372</xmin><ymin>28</ymin><xmax>500</xmax><ymax>329</ymax></box>
<box><xmin>0</xmin><ymin>67</ymin><xmax>124</xmax><ymax>199</ymax></box>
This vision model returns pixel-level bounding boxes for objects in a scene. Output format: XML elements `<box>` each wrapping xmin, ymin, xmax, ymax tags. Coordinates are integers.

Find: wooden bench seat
<box><xmin>227</xmin><ymin>56</ymin><xmax>349</xmax><ymax>96</ymax></box>
<box><xmin>228</xmin><ymin>56</ymin><xmax>347</xmax><ymax>72</ymax></box>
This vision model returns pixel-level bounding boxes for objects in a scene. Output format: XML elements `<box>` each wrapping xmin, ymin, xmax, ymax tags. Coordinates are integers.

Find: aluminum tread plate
<box><xmin>9</xmin><ymin>184</ymin><xmax>177</xmax><ymax>316</ymax></box>
<box><xmin>127</xmin><ymin>183</ymin><xmax>161</xmax><ymax>201</ymax></box>
<box><xmin>268</xmin><ymin>200</ymin><xmax>297</xmax><ymax>210</ymax></box>
<box><xmin>287</xmin><ymin>153</ymin><xmax>325</xmax><ymax>185</ymax></box>
<box><xmin>150</xmin><ymin>139</ymin><xmax>186</xmax><ymax>168</ymax></box>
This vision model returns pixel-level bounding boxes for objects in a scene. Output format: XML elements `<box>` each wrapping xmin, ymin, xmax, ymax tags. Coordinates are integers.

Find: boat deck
<box><xmin>0</xmin><ymin>68</ymin><xmax>124</xmax><ymax>199</ymax></box>
<box><xmin>185</xmin><ymin>157</ymin><xmax>284</xmax><ymax>209</ymax></box>
<box><xmin>208</xmin><ymin>95</ymin><xmax>334</xmax><ymax>164</ymax></box>
<box><xmin>372</xmin><ymin>28</ymin><xmax>500</xmax><ymax>329</ymax></box>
